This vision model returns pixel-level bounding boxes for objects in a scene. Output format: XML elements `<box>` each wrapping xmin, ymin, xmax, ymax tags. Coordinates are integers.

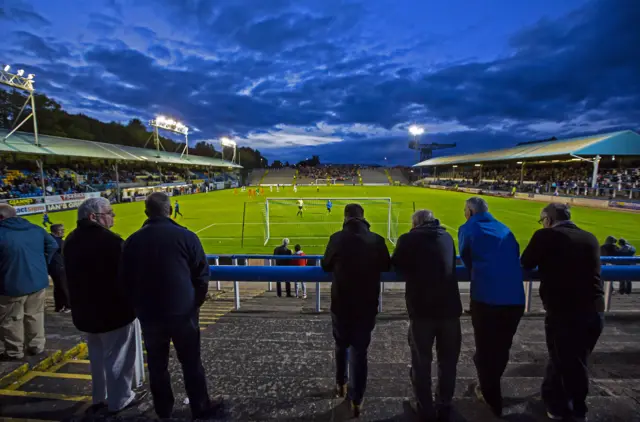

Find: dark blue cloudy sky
<box><xmin>1</xmin><ymin>0</ymin><xmax>638</xmax><ymax>165</ymax></box>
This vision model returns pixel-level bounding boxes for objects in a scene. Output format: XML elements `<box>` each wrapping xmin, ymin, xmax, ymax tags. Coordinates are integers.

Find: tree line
<box><xmin>0</xmin><ymin>88</ymin><xmax>269</xmax><ymax>169</ymax></box>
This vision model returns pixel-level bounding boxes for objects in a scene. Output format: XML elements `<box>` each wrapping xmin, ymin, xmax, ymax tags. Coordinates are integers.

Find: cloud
<box><xmin>2</xmin><ymin>1</ymin><xmax>51</xmax><ymax>27</ymax></box>
<box><xmin>4</xmin><ymin>0</ymin><xmax>639</xmax><ymax>165</ymax></box>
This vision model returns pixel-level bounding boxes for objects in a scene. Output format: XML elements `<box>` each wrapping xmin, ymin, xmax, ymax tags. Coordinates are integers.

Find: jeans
<box><xmin>542</xmin><ymin>312</ymin><xmax>604</xmax><ymax>418</ymax></box>
<box><xmin>471</xmin><ymin>300</ymin><xmax>524</xmax><ymax>414</ymax></box>
<box><xmin>140</xmin><ymin>311</ymin><xmax>211</xmax><ymax>419</ymax></box>
<box><xmin>295</xmin><ymin>282</ymin><xmax>307</xmax><ymax>297</ymax></box>
<box><xmin>86</xmin><ymin>322</ymin><xmax>137</xmax><ymax>411</ymax></box>
<box><xmin>408</xmin><ymin>318</ymin><xmax>461</xmax><ymax>420</ymax></box>
<box><xmin>331</xmin><ymin>312</ymin><xmax>375</xmax><ymax>405</ymax></box>
<box><xmin>276</xmin><ymin>282</ymin><xmax>292</xmax><ymax>297</ymax></box>
<box><xmin>0</xmin><ymin>289</ymin><xmax>46</xmax><ymax>358</ymax></box>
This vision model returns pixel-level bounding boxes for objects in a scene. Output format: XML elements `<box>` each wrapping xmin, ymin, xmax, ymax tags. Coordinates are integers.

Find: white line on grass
<box><xmin>195</xmin><ymin>223</ymin><xmax>217</xmax><ymax>234</ymax></box>
<box><xmin>441</xmin><ymin>223</ymin><xmax>459</xmax><ymax>233</ymax></box>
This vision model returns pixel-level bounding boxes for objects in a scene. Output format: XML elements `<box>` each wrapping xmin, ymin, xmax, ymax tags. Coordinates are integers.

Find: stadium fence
<box><xmin>206</xmin><ymin>254</ymin><xmax>640</xmax><ymax>313</ymax></box>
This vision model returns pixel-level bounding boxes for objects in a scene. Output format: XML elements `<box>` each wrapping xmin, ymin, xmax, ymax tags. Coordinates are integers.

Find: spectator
<box><xmin>521</xmin><ymin>203</ymin><xmax>604</xmax><ymax>421</ymax></box>
<box><xmin>458</xmin><ymin>197</ymin><xmax>525</xmax><ymax>417</ymax></box>
<box><xmin>0</xmin><ymin>204</ymin><xmax>58</xmax><ymax>361</ymax></box>
<box><xmin>48</xmin><ymin>224</ymin><xmax>71</xmax><ymax>313</ymax></box>
<box><xmin>293</xmin><ymin>244</ymin><xmax>307</xmax><ymax>299</ymax></box>
<box><xmin>274</xmin><ymin>238</ymin><xmax>293</xmax><ymax>297</ymax></box>
<box><xmin>392</xmin><ymin>209</ymin><xmax>462</xmax><ymax>422</ymax></box>
<box><xmin>120</xmin><ymin>192</ymin><xmax>216</xmax><ymax>419</ymax></box>
<box><xmin>600</xmin><ymin>236</ymin><xmax>620</xmax><ymax>257</ymax></box>
<box><xmin>618</xmin><ymin>238</ymin><xmax>636</xmax><ymax>294</ymax></box>
<box><xmin>322</xmin><ymin>203</ymin><xmax>391</xmax><ymax>418</ymax></box>
<box><xmin>64</xmin><ymin>198</ymin><xmax>145</xmax><ymax>414</ymax></box>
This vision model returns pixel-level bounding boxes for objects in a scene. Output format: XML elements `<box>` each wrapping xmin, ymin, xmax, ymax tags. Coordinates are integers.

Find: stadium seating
<box><xmin>247</xmin><ymin>168</ymin><xmax>266</xmax><ymax>185</ymax></box>
<box><xmin>388</xmin><ymin>168</ymin><xmax>410</xmax><ymax>184</ymax></box>
<box><xmin>261</xmin><ymin>167</ymin><xmax>296</xmax><ymax>184</ymax></box>
<box><xmin>360</xmin><ymin>168</ymin><xmax>390</xmax><ymax>184</ymax></box>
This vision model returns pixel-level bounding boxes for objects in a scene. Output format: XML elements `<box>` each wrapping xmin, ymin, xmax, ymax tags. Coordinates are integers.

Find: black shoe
<box><xmin>26</xmin><ymin>347</ymin><xmax>45</xmax><ymax>356</ymax></box>
<box><xmin>350</xmin><ymin>400</ymin><xmax>363</xmax><ymax>418</ymax></box>
<box><xmin>0</xmin><ymin>352</ymin><xmax>22</xmax><ymax>362</ymax></box>
<box><xmin>406</xmin><ymin>399</ymin><xmax>436</xmax><ymax>421</ymax></box>
<box><xmin>85</xmin><ymin>402</ymin><xmax>107</xmax><ymax>415</ymax></box>
<box><xmin>110</xmin><ymin>390</ymin><xmax>149</xmax><ymax>414</ymax></box>
<box><xmin>436</xmin><ymin>406</ymin><xmax>452</xmax><ymax>422</ymax></box>
<box><xmin>335</xmin><ymin>383</ymin><xmax>347</xmax><ymax>398</ymax></box>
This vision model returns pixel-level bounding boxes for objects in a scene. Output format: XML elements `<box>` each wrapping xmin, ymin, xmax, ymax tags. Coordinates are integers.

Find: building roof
<box><xmin>415</xmin><ymin>130</ymin><xmax>640</xmax><ymax>167</ymax></box>
<box><xmin>0</xmin><ymin>129</ymin><xmax>242</xmax><ymax>168</ymax></box>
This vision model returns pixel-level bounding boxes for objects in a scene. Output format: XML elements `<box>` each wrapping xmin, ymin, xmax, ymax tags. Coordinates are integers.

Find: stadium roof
<box><xmin>415</xmin><ymin>130</ymin><xmax>640</xmax><ymax>167</ymax></box>
<box><xmin>0</xmin><ymin>129</ymin><xmax>241</xmax><ymax>168</ymax></box>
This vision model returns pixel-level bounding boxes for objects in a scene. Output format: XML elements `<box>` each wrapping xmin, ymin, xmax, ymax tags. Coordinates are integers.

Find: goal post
<box><xmin>315</xmin><ymin>178</ymin><xmax>336</xmax><ymax>185</ymax></box>
<box><xmin>262</xmin><ymin>197</ymin><xmax>399</xmax><ymax>247</ymax></box>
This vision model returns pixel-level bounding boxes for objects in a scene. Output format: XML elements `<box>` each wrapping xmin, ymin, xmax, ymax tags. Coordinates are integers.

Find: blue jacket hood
<box><xmin>0</xmin><ymin>216</ymin><xmax>39</xmax><ymax>231</ymax></box>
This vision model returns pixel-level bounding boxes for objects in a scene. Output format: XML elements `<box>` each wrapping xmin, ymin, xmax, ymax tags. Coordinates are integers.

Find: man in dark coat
<box><xmin>521</xmin><ymin>203</ymin><xmax>604</xmax><ymax>422</ymax></box>
<box><xmin>617</xmin><ymin>239</ymin><xmax>636</xmax><ymax>294</ymax></box>
<box><xmin>64</xmin><ymin>197</ymin><xmax>144</xmax><ymax>414</ymax></box>
<box><xmin>322</xmin><ymin>203</ymin><xmax>391</xmax><ymax>418</ymax></box>
<box><xmin>48</xmin><ymin>224</ymin><xmax>70</xmax><ymax>313</ymax></box>
<box><xmin>120</xmin><ymin>192</ymin><xmax>215</xmax><ymax>420</ymax></box>
<box><xmin>273</xmin><ymin>238</ymin><xmax>293</xmax><ymax>297</ymax></box>
<box><xmin>392</xmin><ymin>210</ymin><xmax>462</xmax><ymax>422</ymax></box>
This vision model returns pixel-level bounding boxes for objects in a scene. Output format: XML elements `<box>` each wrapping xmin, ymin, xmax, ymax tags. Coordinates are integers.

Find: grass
<box><xmin>25</xmin><ymin>186</ymin><xmax>640</xmax><ymax>255</ymax></box>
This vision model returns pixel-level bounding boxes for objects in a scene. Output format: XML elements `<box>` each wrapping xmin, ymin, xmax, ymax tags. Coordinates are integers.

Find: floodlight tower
<box><xmin>147</xmin><ymin>115</ymin><xmax>189</xmax><ymax>158</ymax></box>
<box><xmin>1</xmin><ymin>65</ymin><xmax>39</xmax><ymax>145</ymax></box>
<box><xmin>220</xmin><ymin>137</ymin><xmax>238</xmax><ymax>165</ymax></box>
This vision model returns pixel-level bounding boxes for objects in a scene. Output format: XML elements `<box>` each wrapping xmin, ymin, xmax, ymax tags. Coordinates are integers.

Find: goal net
<box><xmin>261</xmin><ymin>197</ymin><xmax>401</xmax><ymax>248</ymax></box>
<box><xmin>315</xmin><ymin>178</ymin><xmax>336</xmax><ymax>185</ymax></box>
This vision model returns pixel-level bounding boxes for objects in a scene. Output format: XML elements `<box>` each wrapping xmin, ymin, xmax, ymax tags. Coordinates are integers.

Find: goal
<box><xmin>262</xmin><ymin>197</ymin><xmax>400</xmax><ymax>247</ymax></box>
<box><xmin>315</xmin><ymin>178</ymin><xmax>336</xmax><ymax>185</ymax></box>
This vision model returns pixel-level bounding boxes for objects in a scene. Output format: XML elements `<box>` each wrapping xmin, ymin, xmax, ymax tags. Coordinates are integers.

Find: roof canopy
<box><xmin>0</xmin><ymin>129</ymin><xmax>242</xmax><ymax>169</ymax></box>
<box><xmin>415</xmin><ymin>130</ymin><xmax>640</xmax><ymax>167</ymax></box>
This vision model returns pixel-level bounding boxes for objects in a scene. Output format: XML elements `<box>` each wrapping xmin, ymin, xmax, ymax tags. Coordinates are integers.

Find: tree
<box><xmin>0</xmin><ymin>87</ymin><xmax>269</xmax><ymax>166</ymax></box>
<box><xmin>271</xmin><ymin>160</ymin><xmax>284</xmax><ymax>168</ymax></box>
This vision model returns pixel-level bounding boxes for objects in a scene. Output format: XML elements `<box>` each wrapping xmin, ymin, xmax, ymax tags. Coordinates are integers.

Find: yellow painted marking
<box><xmin>0</xmin><ymin>363</ymin><xmax>29</xmax><ymax>389</ymax></box>
<box><xmin>30</xmin><ymin>371</ymin><xmax>91</xmax><ymax>380</ymax></box>
<box><xmin>0</xmin><ymin>389</ymin><xmax>90</xmax><ymax>401</ymax></box>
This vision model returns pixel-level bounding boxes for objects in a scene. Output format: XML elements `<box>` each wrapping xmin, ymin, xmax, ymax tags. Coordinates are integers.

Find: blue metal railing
<box><xmin>206</xmin><ymin>254</ymin><xmax>639</xmax><ymax>264</ymax></box>
<box><xmin>208</xmin><ymin>261</ymin><xmax>640</xmax><ymax>314</ymax></box>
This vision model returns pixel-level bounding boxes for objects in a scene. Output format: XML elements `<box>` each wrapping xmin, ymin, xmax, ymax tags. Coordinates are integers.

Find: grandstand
<box><xmin>388</xmin><ymin>167</ymin><xmax>410</xmax><ymax>184</ymax></box>
<box><xmin>259</xmin><ymin>167</ymin><xmax>296</xmax><ymax>185</ymax></box>
<box><xmin>360</xmin><ymin>167</ymin><xmax>390</xmax><ymax>184</ymax></box>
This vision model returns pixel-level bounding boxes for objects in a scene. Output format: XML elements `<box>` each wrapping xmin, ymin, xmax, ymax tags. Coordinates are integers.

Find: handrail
<box><xmin>209</xmin><ymin>265</ymin><xmax>640</xmax><ymax>313</ymax></box>
<box><xmin>209</xmin><ymin>265</ymin><xmax>640</xmax><ymax>282</ymax></box>
<box><xmin>206</xmin><ymin>254</ymin><xmax>639</xmax><ymax>264</ymax></box>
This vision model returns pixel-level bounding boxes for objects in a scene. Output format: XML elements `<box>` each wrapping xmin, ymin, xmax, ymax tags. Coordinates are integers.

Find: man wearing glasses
<box><xmin>64</xmin><ymin>197</ymin><xmax>146</xmax><ymax>415</ymax></box>
<box><xmin>521</xmin><ymin>203</ymin><xmax>603</xmax><ymax>422</ymax></box>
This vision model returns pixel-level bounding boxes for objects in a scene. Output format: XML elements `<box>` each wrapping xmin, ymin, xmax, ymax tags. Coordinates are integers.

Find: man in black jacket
<box><xmin>121</xmin><ymin>192</ymin><xmax>214</xmax><ymax>420</ymax></box>
<box><xmin>48</xmin><ymin>224</ymin><xmax>70</xmax><ymax>313</ymax></box>
<box><xmin>322</xmin><ymin>203</ymin><xmax>391</xmax><ymax>418</ymax></box>
<box><xmin>273</xmin><ymin>238</ymin><xmax>292</xmax><ymax>297</ymax></box>
<box><xmin>521</xmin><ymin>203</ymin><xmax>604</xmax><ymax>422</ymax></box>
<box><xmin>64</xmin><ymin>197</ymin><xmax>144</xmax><ymax>415</ymax></box>
<box><xmin>392</xmin><ymin>210</ymin><xmax>462</xmax><ymax>422</ymax></box>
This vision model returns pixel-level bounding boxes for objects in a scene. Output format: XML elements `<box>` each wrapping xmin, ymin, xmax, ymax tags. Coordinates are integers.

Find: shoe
<box><xmin>303</xmin><ymin>294</ymin><xmax>307</xmax><ymax>299</ymax></box>
<box><xmin>26</xmin><ymin>347</ymin><xmax>45</xmax><ymax>356</ymax></box>
<box><xmin>436</xmin><ymin>406</ymin><xmax>452</xmax><ymax>422</ymax></box>
<box><xmin>546</xmin><ymin>411</ymin><xmax>564</xmax><ymax>420</ymax></box>
<box><xmin>60</xmin><ymin>307</ymin><xmax>71</xmax><ymax>314</ymax></box>
<box><xmin>335</xmin><ymin>383</ymin><xmax>347</xmax><ymax>398</ymax></box>
<box><xmin>109</xmin><ymin>390</ymin><xmax>149</xmax><ymax>414</ymax></box>
<box><xmin>85</xmin><ymin>402</ymin><xmax>107</xmax><ymax>415</ymax></box>
<box><xmin>475</xmin><ymin>384</ymin><xmax>501</xmax><ymax>417</ymax></box>
<box><xmin>0</xmin><ymin>352</ymin><xmax>22</xmax><ymax>362</ymax></box>
<box><xmin>474</xmin><ymin>384</ymin><xmax>485</xmax><ymax>403</ymax></box>
<box><xmin>350</xmin><ymin>400</ymin><xmax>363</xmax><ymax>418</ymax></box>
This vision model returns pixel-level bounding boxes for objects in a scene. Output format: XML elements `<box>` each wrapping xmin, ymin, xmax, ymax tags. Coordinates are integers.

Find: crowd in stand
<box><xmin>0</xmin><ymin>163</ymin><xmax>238</xmax><ymax>200</ymax></box>
<box><xmin>297</xmin><ymin>165</ymin><xmax>358</xmax><ymax>181</ymax></box>
<box><xmin>0</xmin><ymin>193</ymin><xmax>635</xmax><ymax>420</ymax></box>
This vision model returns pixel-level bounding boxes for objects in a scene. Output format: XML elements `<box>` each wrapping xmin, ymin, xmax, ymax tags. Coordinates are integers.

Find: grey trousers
<box><xmin>86</xmin><ymin>321</ymin><xmax>137</xmax><ymax>412</ymax></box>
<box><xmin>0</xmin><ymin>289</ymin><xmax>46</xmax><ymax>358</ymax></box>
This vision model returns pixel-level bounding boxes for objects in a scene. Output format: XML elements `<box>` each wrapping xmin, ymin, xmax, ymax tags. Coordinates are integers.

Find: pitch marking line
<box><xmin>195</xmin><ymin>222</ymin><xmax>217</xmax><ymax>234</ymax></box>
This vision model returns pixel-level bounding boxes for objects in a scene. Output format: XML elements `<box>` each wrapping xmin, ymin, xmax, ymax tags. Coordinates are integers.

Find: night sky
<box><xmin>1</xmin><ymin>0</ymin><xmax>638</xmax><ymax>165</ymax></box>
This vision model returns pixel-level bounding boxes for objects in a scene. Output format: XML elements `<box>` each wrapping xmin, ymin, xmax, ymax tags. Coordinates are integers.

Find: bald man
<box><xmin>0</xmin><ymin>204</ymin><xmax>58</xmax><ymax>361</ymax></box>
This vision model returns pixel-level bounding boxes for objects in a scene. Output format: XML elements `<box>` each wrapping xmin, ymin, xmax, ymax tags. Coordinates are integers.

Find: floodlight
<box><xmin>3</xmin><ymin>65</ymin><xmax>9</xmax><ymax>72</ymax></box>
<box><xmin>17</xmin><ymin>69</ymin><xmax>24</xmax><ymax>76</ymax></box>
<box><xmin>474</xmin><ymin>164</ymin><xmax>482</xmax><ymax>167</ymax></box>
<box><xmin>409</xmin><ymin>125</ymin><xmax>425</xmax><ymax>136</ymax></box>
<box><xmin>516</xmin><ymin>161</ymin><xmax>523</xmax><ymax>164</ymax></box>
<box><xmin>452</xmin><ymin>165</ymin><xmax>458</xmax><ymax>168</ymax></box>
<box><xmin>221</xmin><ymin>137</ymin><xmax>236</xmax><ymax>147</ymax></box>
<box><xmin>27</xmin><ymin>74</ymin><xmax>35</xmax><ymax>80</ymax></box>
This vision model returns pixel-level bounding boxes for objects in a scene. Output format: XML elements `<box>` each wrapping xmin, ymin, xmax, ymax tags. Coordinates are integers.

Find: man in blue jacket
<box><xmin>0</xmin><ymin>204</ymin><xmax>58</xmax><ymax>361</ymax></box>
<box><xmin>458</xmin><ymin>197</ymin><xmax>525</xmax><ymax>417</ymax></box>
<box><xmin>121</xmin><ymin>192</ymin><xmax>215</xmax><ymax>419</ymax></box>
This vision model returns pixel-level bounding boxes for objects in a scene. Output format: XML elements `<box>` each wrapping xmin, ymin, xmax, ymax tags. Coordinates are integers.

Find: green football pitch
<box><xmin>26</xmin><ymin>186</ymin><xmax>640</xmax><ymax>255</ymax></box>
